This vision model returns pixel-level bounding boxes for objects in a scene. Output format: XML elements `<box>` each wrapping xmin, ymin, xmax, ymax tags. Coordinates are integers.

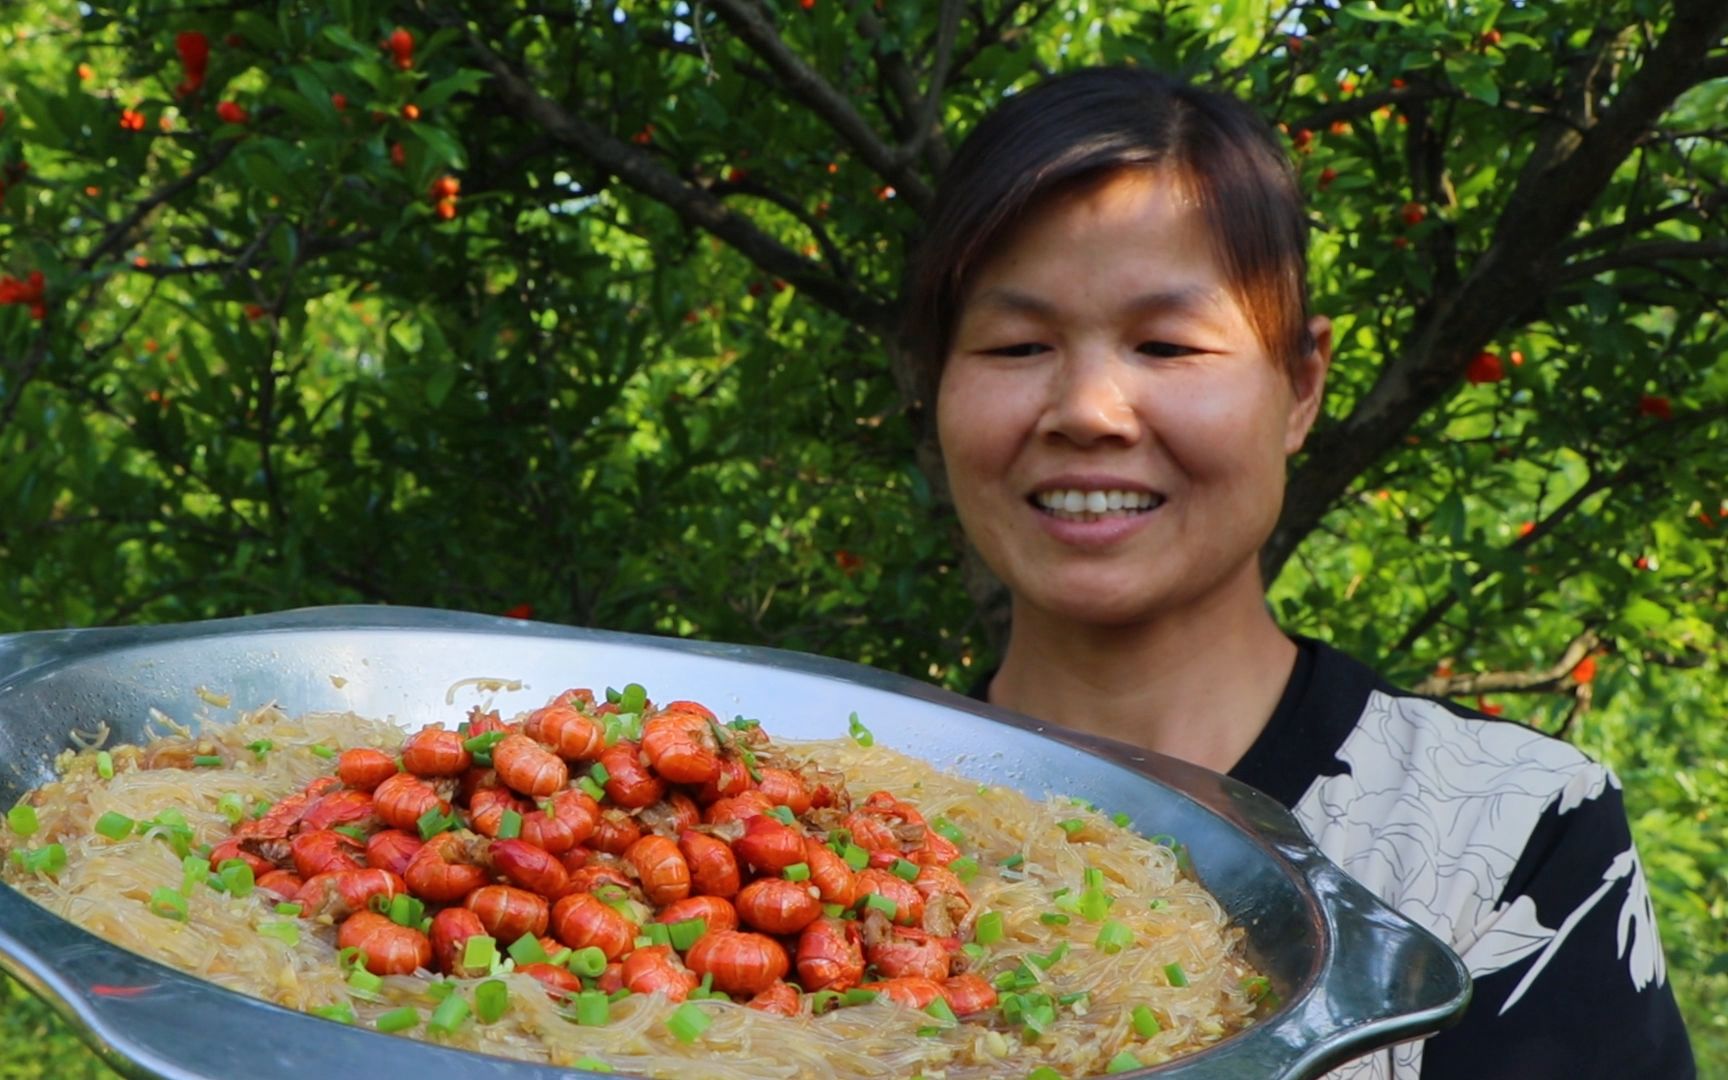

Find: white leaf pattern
<box><xmin>1299</xmin><ymin>691</ymin><xmax>1621</xmax><ymax>1080</ymax></box>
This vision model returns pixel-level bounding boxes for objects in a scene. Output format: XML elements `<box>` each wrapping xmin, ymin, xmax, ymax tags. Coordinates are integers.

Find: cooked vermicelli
<box><xmin>1</xmin><ymin>687</ymin><xmax>1268</xmax><ymax>1078</ymax></box>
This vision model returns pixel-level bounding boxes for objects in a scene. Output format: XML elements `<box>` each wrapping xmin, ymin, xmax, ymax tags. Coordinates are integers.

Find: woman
<box><xmin>902</xmin><ymin>67</ymin><xmax>1694</xmax><ymax>1079</ymax></box>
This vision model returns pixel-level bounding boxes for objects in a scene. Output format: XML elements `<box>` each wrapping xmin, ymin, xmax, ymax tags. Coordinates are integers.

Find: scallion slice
<box><xmin>148</xmin><ymin>886</ymin><xmax>188</xmax><ymax>921</ymax></box>
<box><xmin>347</xmin><ymin>967</ymin><xmax>384</xmax><ymax>998</ymax></box>
<box><xmin>497</xmin><ymin>810</ymin><xmax>522</xmax><ymax>839</ymax></box>
<box><xmin>666</xmin><ymin>1001</ymin><xmax>712</xmax><ymax>1044</ymax></box>
<box><xmin>246</xmin><ymin>739</ymin><xmax>273</xmax><ymax>760</ymax></box>
<box><xmin>840</xmin><ymin>988</ymin><xmax>878</xmax><ymax>1006</ymax></box>
<box><xmin>95</xmin><ymin>811</ymin><xmax>135</xmax><ymax>841</ymax></box>
<box><xmin>1105</xmin><ymin>1051</ymin><xmax>1143</xmax><ymax>1074</ymax></box>
<box><xmin>1057</xmin><ymin>818</ymin><xmax>1086</xmax><ymax>836</ymax></box>
<box><xmin>375</xmin><ymin>1006</ymin><xmax>419</xmax><ymax>1033</ymax></box>
<box><xmin>508</xmin><ymin>933</ymin><xmax>548</xmax><ymax>966</ymax></box>
<box><xmin>427</xmin><ymin>993</ymin><xmax>470</xmax><ymax>1034</ymax></box>
<box><xmin>890</xmin><ymin>858</ymin><xmax>920</xmax><ymax>883</ymax></box>
<box><xmin>1111</xmin><ymin>810</ymin><xmax>1131</xmax><ymax>828</ymax></box>
<box><xmin>416</xmin><ymin>805</ymin><xmax>459</xmax><ymax>841</ymax></box>
<box><xmin>841</xmin><ymin>843</ymin><xmax>869</xmax><ymax>871</ymax></box>
<box><xmin>218</xmin><ymin>860</ymin><xmax>255</xmax><ymax>897</ymax></box>
<box><xmin>645</xmin><ymin>922</ymin><xmax>672</xmax><ymax>947</ymax></box>
<box><xmin>668</xmin><ymin>917</ymin><xmax>708</xmax><ymax>952</ymax></box>
<box><xmin>567</xmin><ymin>946</ymin><xmax>607</xmax><ymax>978</ymax></box>
<box><xmin>1164</xmin><ymin>962</ymin><xmax>1189</xmax><ymax>987</ymax></box>
<box><xmin>1094</xmin><ymin>920</ymin><xmax>1132</xmax><ymax>954</ymax></box>
<box><xmin>974</xmin><ymin>910</ymin><xmax>1004</xmax><ymax>945</ymax></box>
<box><xmin>275</xmin><ymin>901</ymin><xmax>303</xmax><ymax>916</ymax></box>
<box><xmin>1132</xmin><ymin>1003</ymin><xmax>1162</xmax><ymax>1037</ymax></box>
<box><xmin>782</xmin><ymin>862</ymin><xmax>811</xmax><ymax>882</ymax></box>
<box><xmin>1000</xmin><ymin>853</ymin><xmax>1024</xmax><ymax>869</ymax></box>
<box><xmin>923</xmin><ymin>997</ymin><xmax>958</xmax><ymax>1025</ymax></box>
<box><xmin>588</xmin><ymin>761</ymin><xmax>611</xmax><ymax>786</ymax></box>
<box><xmin>463</xmin><ymin>935</ymin><xmax>499</xmax><ymax>971</ymax></box>
<box><xmin>308</xmin><ymin>744</ymin><xmax>336</xmax><ymax>760</ymax></box>
<box><xmin>767</xmin><ymin>805</ymin><xmax>796</xmax><ymax>826</ymax></box>
<box><xmin>310</xmin><ymin>1002</ymin><xmax>354</xmax><ymax>1024</ymax></box>
<box><xmin>930</xmin><ymin>818</ymin><xmax>966</xmax><ymax>846</ymax></box>
<box><xmin>576</xmin><ymin>777</ymin><xmax>606</xmax><ymax>802</ymax></box>
<box><xmin>573</xmin><ymin>990</ymin><xmax>610</xmax><ymax>1027</ymax></box>
<box><xmin>1078</xmin><ymin>885</ymin><xmax>1112</xmax><ymax>922</ymax></box>
<box><xmin>18</xmin><ymin>843</ymin><xmax>69</xmax><ymax>875</ymax></box>
<box><xmin>862</xmin><ymin>893</ymin><xmax>898</xmax><ymax>920</ymax></box>
<box><xmin>191</xmin><ymin>754</ymin><xmax>222</xmax><ymax>768</ymax></box>
<box><xmin>1028</xmin><ymin>1069</ymin><xmax>1064</xmax><ymax>1080</ymax></box>
<box><xmin>1039</xmin><ymin>912</ymin><xmax>1070</xmax><ymax>926</ymax></box>
<box><xmin>846</xmin><ymin>712</ymin><xmax>874</xmax><ymax>747</ymax></box>
<box><xmin>259</xmin><ymin>921</ymin><xmax>300</xmax><ymax>947</ymax></box>
<box><xmin>949</xmin><ymin>856</ymin><xmax>978</xmax><ymax>883</ymax></box>
<box><xmin>216</xmin><ymin>792</ymin><xmax>245</xmax><ymax>824</ymax></box>
<box><xmin>468</xmin><ymin>979</ymin><xmax>506</xmax><ymax>1023</ymax></box>
<box><xmin>6</xmin><ymin>805</ymin><xmax>39</xmax><ymax>837</ymax></box>
<box><xmin>96</xmin><ymin>751</ymin><xmax>115</xmax><ymax>779</ymax></box>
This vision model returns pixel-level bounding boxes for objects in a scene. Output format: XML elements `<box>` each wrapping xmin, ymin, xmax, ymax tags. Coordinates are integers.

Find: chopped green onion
<box><xmin>617</xmin><ymin>684</ymin><xmax>647</xmax><ymax>714</ymax></box>
<box><xmin>475</xmin><ymin>979</ymin><xmax>510</xmax><ymax>1022</ymax></box>
<box><xmin>960</xmin><ymin>942</ymin><xmax>986</xmax><ymax>962</ymax></box>
<box><xmin>1241</xmin><ymin>975</ymin><xmax>1273</xmax><ymax>1001</ymax></box>
<box><xmin>573</xmin><ymin>990</ymin><xmax>610</xmax><ymax>1027</ymax></box>
<box><xmin>821</xmin><ymin>902</ymin><xmax>845</xmax><ymax>918</ymax></box>
<box><xmin>96</xmin><ymin>751</ymin><xmax>115</xmax><ymax>779</ymax></box>
<box><xmin>739</xmin><ymin>747</ymin><xmax>763</xmax><ymax>783</ymax></box>
<box><xmin>668</xmin><ymin>917</ymin><xmax>708</xmax><ymax>952</ymax></box>
<box><xmin>1164</xmin><ymin>962</ymin><xmax>1189</xmax><ymax>987</ymax></box>
<box><xmin>464</xmin><ymin>730</ymin><xmax>507</xmax><ymax>754</ymax></box>
<box><xmin>841</xmin><ymin>843</ymin><xmax>869</xmax><ymax>871</ymax></box>
<box><xmin>567</xmin><ymin>946</ymin><xmax>607</xmax><ymax>978</ymax></box>
<box><xmin>497</xmin><ymin>810</ymin><xmax>523</xmax><ymax>840</ymax></box>
<box><xmin>216</xmin><ymin>793</ymin><xmax>245</xmax><ymax>824</ymax></box>
<box><xmin>1057</xmin><ymin>818</ymin><xmax>1086</xmax><ymax>836</ymax></box>
<box><xmin>246</xmin><ymin>739</ymin><xmax>273</xmax><ymax>760</ymax></box>
<box><xmin>890</xmin><ymin>858</ymin><xmax>920</xmax><ymax>883</ymax></box>
<box><xmin>1058</xmin><ymin>990</ymin><xmax>1089</xmax><ymax>1007</ymax></box>
<box><xmin>974</xmin><ymin>910</ymin><xmax>1004</xmax><ymax>946</ymax></box>
<box><xmin>846</xmin><ymin>712</ymin><xmax>874</xmax><ymax>747</ymax></box>
<box><xmin>1111</xmin><ymin>811</ymin><xmax>1132</xmax><ymax>828</ymax></box>
<box><xmin>1083</xmin><ymin>867</ymin><xmax>1104</xmax><ymax>889</ymax></box>
<box><xmin>310</xmin><ymin>1002</ymin><xmax>354</xmax><ymax>1024</ymax></box>
<box><xmin>218</xmin><ymin>860</ymin><xmax>255</xmax><ymax>897</ymax></box>
<box><xmin>330</xmin><ymin>824</ymin><xmax>367</xmax><ymax>842</ymax></box>
<box><xmin>259</xmin><ymin>921</ymin><xmax>300</xmax><ymax>946</ymax></box>
<box><xmin>148</xmin><ymin>886</ymin><xmax>188</xmax><ymax>920</ymax></box>
<box><xmin>633</xmin><ymin>935</ymin><xmax>653</xmax><ymax>950</ymax></box>
<box><xmin>416</xmin><ymin>805</ymin><xmax>459</xmax><ymax>841</ymax></box>
<box><xmin>180</xmin><ymin>853</ymin><xmax>207</xmax><ymax>895</ymax></box>
<box><xmin>1132</xmin><ymin>1004</ymin><xmax>1162</xmax><ymax>1037</ymax></box>
<box><xmin>427</xmin><ymin>993</ymin><xmax>469</xmax><ymax>1034</ymax></box>
<box><xmin>508</xmin><ymin>933</ymin><xmax>548</xmax><ymax>966</ymax></box>
<box><xmin>1029</xmin><ymin>942</ymin><xmax>1070</xmax><ymax>971</ymax></box>
<box><xmin>95</xmin><ymin>811</ymin><xmax>136</xmax><ymax>841</ymax></box>
<box><xmin>644</xmin><ymin>922</ymin><xmax>672</xmax><ymax>947</ymax></box>
<box><xmin>309</xmin><ymin>744</ymin><xmax>336</xmax><ymax>760</ymax></box>
<box><xmin>464</xmin><ymin>935</ymin><xmax>499</xmax><ymax>971</ymax></box>
<box><xmin>840</xmin><ymin>988</ymin><xmax>878</xmax><ymax>1006</ymax></box>
<box><xmin>347</xmin><ymin>968</ymin><xmax>384</xmax><ymax>999</ymax></box>
<box><xmin>782</xmin><ymin>862</ymin><xmax>811</xmax><ymax>882</ymax></box>
<box><xmin>375</xmin><ymin>1006</ymin><xmax>419</xmax><ymax>1033</ymax></box>
<box><xmin>576</xmin><ymin>777</ymin><xmax>606</xmax><ymax>802</ymax></box>
<box><xmin>193</xmin><ymin>754</ymin><xmax>223</xmax><ymax>768</ymax></box>
<box><xmin>862</xmin><ymin>893</ymin><xmax>898</xmax><ymax>920</ymax></box>
<box><xmin>1094</xmin><ymin>920</ymin><xmax>1133</xmax><ymax>954</ymax></box>
<box><xmin>386</xmin><ymin>893</ymin><xmax>426</xmax><ymax>928</ymax></box>
<box><xmin>1000</xmin><ymin>853</ymin><xmax>1024</xmax><ymax>869</ymax></box>
<box><xmin>571</xmin><ymin>1058</ymin><xmax>610</xmax><ymax>1073</ymax></box>
<box><xmin>924</xmin><ymin>997</ymin><xmax>958</xmax><ymax>1025</ymax></box>
<box><xmin>588</xmin><ymin>761</ymin><xmax>611</xmax><ymax>786</ymax></box>
<box><xmin>1078</xmin><ymin>886</ymin><xmax>1112</xmax><ymax>922</ymax></box>
<box><xmin>666</xmin><ymin>1001</ymin><xmax>712</xmax><ymax>1044</ymax></box>
<box><xmin>728</xmin><ymin>716</ymin><xmax>761</xmax><ymax>732</ymax></box>
<box><xmin>6</xmin><ymin>805</ymin><xmax>38</xmax><ymax>837</ymax></box>
<box><xmin>949</xmin><ymin>856</ymin><xmax>978</xmax><ymax>883</ymax></box>
<box><xmin>11</xmin><ymin>843</ymin><xmax>64</xmax><ymax>876</ymax></box>
<box><xmin>930</xmin><ymin>818</ymin><xmax>966</xmax><ymax>846</ymax></box>
<box><xmin>1039</xmin><ymin>912</ymin><xmax>1070</xmax><ymax>926</ymax></box>
<box><xmin>275</xmin><ymin>901</ymin><xmax>303</xmax><ymax>916</ymax></box>
<box><xmin>607</xmin><ymin>988</ymin><xmax>633</xmax><ymax>1003</ymax></box>
<box><xmin>808</xmin><ymin>989</ymin><xmax>842</xmax><ymax>1014</ymax></box>
<box><xmin>1105</xmin><ymin>1051</ymin><xmax>1143</xmax><ymax>1074</ymax></box>
<box><xmin>549</xmin><ymin>948</ymin><xmax>572</xmax><ymax>967</ymax></box>
<box><xmin>1028</xmin><ymin>1069</ymin><xmax>1064</xmax><ymax>1080</ymax></box>
<box><xmin>767</xmin><ymin>805</ymin><xmax>796</xmax><ymax>826</ymax></box>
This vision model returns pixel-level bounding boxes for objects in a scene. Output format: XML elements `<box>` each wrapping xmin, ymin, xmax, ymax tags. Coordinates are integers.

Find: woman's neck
<box><xmin>986</xmin><ymin>584</ymin><xmax>1297</xmax><ymax>774</ymax></box>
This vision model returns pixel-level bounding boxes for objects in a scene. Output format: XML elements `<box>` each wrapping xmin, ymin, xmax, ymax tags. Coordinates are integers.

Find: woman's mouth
<box><xmin>1031</xmin><ymin>488</ymin><xmax>1166</xmax><ymax>522</ymax></box>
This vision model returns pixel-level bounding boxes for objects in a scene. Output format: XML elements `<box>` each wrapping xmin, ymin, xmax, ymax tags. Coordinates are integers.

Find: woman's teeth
<box><xmin>1034</xmin><ymin>489</ymin><xmax>1163</xmax><ymax>519</ymax></box>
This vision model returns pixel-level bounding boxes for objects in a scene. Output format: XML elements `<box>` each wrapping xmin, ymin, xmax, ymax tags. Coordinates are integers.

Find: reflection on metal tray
<box><xmin>0</xmin><ymin>605</ymin><xmax>1469</xmax><ymax>1080</ymax></box>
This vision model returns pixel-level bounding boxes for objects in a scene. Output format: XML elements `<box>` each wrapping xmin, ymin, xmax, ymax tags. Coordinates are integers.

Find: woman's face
<box><xmin>936</xmin><ymin>168</ymin><xmax>1329</xmax><ymax>629</ymax></box>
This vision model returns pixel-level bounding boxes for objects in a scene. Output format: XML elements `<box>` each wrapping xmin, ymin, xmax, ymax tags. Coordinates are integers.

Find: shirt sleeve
<box><xmin>1416</xmin><ymin>774</ymin><xmax>1695</xmax><ymax>1079</ymax></box>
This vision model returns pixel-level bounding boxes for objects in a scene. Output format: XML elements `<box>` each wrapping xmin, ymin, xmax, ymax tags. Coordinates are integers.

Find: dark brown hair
<box><xmin>900</xmin><ymin>66</ymin><xmax>1314</xmax><ymax>403</ymax></box>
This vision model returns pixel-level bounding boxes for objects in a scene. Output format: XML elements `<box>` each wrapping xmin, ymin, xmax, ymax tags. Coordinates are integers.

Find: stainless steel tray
<box><xmin>0</xmin><ymin>606</ymin><xmax>1469</xmax><ymax>1079</ymax></box>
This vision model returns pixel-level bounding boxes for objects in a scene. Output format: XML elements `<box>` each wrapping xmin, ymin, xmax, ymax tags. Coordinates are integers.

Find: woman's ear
<box><xmin>1283</xmin><ymin>315</ymin><xmax>1332</xmax><ymax>455</ymax></box>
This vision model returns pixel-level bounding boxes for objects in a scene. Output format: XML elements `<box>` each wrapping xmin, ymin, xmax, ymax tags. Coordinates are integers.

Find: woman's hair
<box><xmin>900</xmin><ymin>66</ymin><xmax>1314</xmax><ymax>403</ymax></box>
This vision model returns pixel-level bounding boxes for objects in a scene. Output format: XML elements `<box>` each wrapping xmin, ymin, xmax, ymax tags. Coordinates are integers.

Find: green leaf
<box><xmin>410</xmin><ymin>124</ymin><xmax>467</xmax><ymax>170</ymax></box>
<box><xmin>1444</xmin><ymin>56</ymin><xmax>1500</xmax><ymax>105</ymax></box>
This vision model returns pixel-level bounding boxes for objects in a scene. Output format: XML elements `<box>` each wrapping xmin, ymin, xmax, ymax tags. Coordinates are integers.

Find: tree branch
<box><xmin>1551</xmin><ymin>237</ymin><xmax>1728</xmax><ymax>283</ymax></box>
<box><xmin>895</xmin><ymin>0</ymin><xmax>964</xmax><ymax>172</ymax></box>
<box><xmin>462</xmin><ymin>32</ymin><xmax>893</xmax><ymax>333</ymax></box>
<box><xmin>1266</xmin><ymin>0</ymin><xmax>1728</xmax><ymax>579</ymax></box>
<box><xmin>1411</xmin><ymin>629</ymin><xmax>1599</xmax><ymax>696</ymax></box>
<box><xmin>705</xmin><ymin>0</ymin><xmax>934</xmax><ymax>212</ymax></box>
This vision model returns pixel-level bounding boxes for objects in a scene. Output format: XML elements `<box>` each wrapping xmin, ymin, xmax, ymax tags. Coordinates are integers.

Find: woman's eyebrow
<box><xmin>968</xmin><ymin>284</ymin><xmax>1228</xmax><ymax>326</ymax></box>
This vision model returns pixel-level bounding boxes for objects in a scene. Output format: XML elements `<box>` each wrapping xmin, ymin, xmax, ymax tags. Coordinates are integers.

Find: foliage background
<box><xmin>1</xmin><ymin>0</ymin><xmax>1723</xmax><ymax>1074</ymax></box>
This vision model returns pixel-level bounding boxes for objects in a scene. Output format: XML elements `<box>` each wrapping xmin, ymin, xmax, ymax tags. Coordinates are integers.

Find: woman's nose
<box><xmin>1036</xmin><ymin>349</ymin><xmax>1141</xmax><ymax>446</ymax></box>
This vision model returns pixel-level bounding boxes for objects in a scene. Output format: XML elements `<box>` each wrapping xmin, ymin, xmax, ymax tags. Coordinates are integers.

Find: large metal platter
<box><xmin>0</xmin><ymin>605</ymin><xmax>1469</xmax><ymax>1079</ymax></box>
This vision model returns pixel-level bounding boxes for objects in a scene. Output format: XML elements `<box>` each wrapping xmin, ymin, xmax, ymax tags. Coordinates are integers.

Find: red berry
<box><xmin>1480</xmin><ymin>28</ymin><xmax>1502</xmax><ymax>47</ymax></box>
<box><xmin>1391</xmin><ymin>77</ymin><xmax>1407</xmax><ymax>89</ymax></box>
<box><xmin>1318</xmin><ymin>167</ymin><xmax>1338</xmax><ymax>189</ymax></box>
<box><xmin>1570</xmin><ymin>656</ymin><xmax>1596</xmax><ymax>685</ymax></box>
<box><xmin>390</xmin><ymin>142</ymin><xmax>406</xmax><ymax>168</ymax></box>
<box><xmin>1464</xmin><ymin>351</ymin><xmax>1504</xmax><ymax>384</ymax></box>
<box><xmin>216</xmin><ymin>101</ymin><xmax>249</xmax><ymax>125</ymax></box>
<box><xmin>1637</xmin><ymin>394</ymin><xmax>1672</xmax><ymax>420</ymax></box>
<box><xmin>1291</xmin><ymin>128</ymin><xmax>1313</xmax><ymax>151</ymax></box>
<box><xmin>401</xmin><ymin>103</ymin><xmax>420</xmax><ymax>121</ymax></box>
<box><xmin>1400</xmin><ymin>201</ymin><xmax>1427</xmax><ymax>226</ymax></box>
<box><xmin>1509</xmin><ymin>349</ymin><xmax>1525</xmax><ymax>366</ymax></box>
<box><xmin>429</xmin><ymin>175</ymin><xmax>460</xmax><ymax>200</ymax></box>
<box><xmin>244</xmin><ymin>303</ymin><xmax>266</xmax><ymax>321</ymax></box>
<box><xmin>331</xmin><ymin>93</ymin><xmax>348</xmax><ymax>111</ymax></box>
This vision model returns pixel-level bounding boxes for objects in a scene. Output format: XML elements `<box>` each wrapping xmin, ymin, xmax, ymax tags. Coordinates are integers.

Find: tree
<box><xmin>0</xmin><ymin>0</ymin><xmax>1724</xmax><ymax>1067</ymax></box>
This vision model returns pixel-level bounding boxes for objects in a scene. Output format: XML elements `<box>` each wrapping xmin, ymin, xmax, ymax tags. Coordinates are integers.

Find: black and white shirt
<box><xmin>977</xmin><ymin>638</ymin><xmax>1696</xmax><ymax>1078</ymax></box>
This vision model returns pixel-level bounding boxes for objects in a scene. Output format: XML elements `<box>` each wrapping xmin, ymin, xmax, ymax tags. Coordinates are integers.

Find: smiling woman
<box><xmin>901</xmin><ymin>66</ymin><xmax>1696</xmax><ymax>1080</ymax></box>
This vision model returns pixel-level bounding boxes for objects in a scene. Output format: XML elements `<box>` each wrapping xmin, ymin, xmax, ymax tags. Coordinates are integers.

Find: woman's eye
<box><xmin>1138</xmin><ymin>341</ymin><xmax>1196</xmax><ymax>358</ymax></box>
<box><xmin>983</xmin><ymin>343</ymin><xmax>1050</xmax><ymax>358</ymax></box>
